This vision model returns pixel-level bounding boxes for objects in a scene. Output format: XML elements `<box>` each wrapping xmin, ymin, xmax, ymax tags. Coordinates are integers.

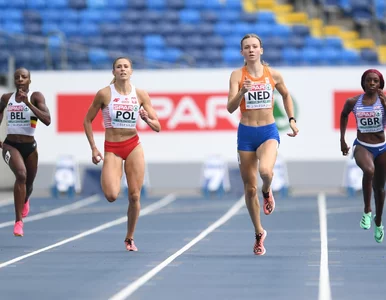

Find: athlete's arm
<box><xmin>271</xmin><ymin>69</ymin><xmax>295</xmax><ymax>120</ymax></box>
<box><xmin>84</xmin><ymin>88</ymin><xmax>107</xmax><ymax>151</ymax></box>
<box><xmin>137</xmin><ymin>89</ymin><xmax>161</xmax><ymax>132</ymax></box>
<box><xmin>340</xmin><ymin>97</ymin><xmax>357</xmax><ymax>155</ymax></box>
<box><xmin>227</xmin><ymin>70</ymin><xmax>246</xmax><ymax>114</ymax></box>
<box><xmin>271</xmin><ymin>69</ymin><xmax>298</xmax><ymax>137</ymax></box>
<box><xmin>0</xmin><ymin>93</ymin><xmax>9</xmax><ymax>126</ymax></box>
<box><xmin>0</xmin><ymin>94</ymin><xmax>9</xmax><ymax>148</ymax></box>
<box><xmin>29</xmin><ymin>91</ymin><xmax>51</xmax><ymax>126</ymax></box>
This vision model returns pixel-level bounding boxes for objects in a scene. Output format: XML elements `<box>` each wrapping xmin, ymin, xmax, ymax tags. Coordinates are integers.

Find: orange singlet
<box><xmin>238</xmin><ymin>65</ymin><xmax>276</xmax><ymax>113</ymax></box>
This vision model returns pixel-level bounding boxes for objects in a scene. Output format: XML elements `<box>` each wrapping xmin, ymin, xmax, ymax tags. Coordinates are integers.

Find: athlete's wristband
<box><xmin>289</xmin><ymin>117</ymin><xmax>296</xmax><ymax>123</ymax></box>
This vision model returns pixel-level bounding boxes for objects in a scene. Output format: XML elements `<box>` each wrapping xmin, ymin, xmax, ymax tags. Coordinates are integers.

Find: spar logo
<box><xmin>272</xmin><ymin>90</ymin><xmax>299</xmax><ymax>131</ymax></box>
<box><xmin>57</xmin><ymin>92</ymin><xmax>299</xmax><ymax>132</ymax></box>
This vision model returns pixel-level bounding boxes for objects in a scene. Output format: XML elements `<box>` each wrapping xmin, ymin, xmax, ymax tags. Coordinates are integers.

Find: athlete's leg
<box><xmin>2</xmin><ymin>144</ymin><xmax>27</xmax><ymax>222</ymax></box>
<box><xmin>101</xmin><ymin>152</ymin><xmax>123</xmax><ymax>202</ymax></box>
<box><xmin>238</xmin><ymin>150</ymin><xmax>263</xmax><ymax>234</ymax></box>
<box><xmin>124</xmin><ymin>144</ymin><xmax>144</xmax><ymax>240</ymax></box>
<box><xmin>354</xmin><ymin>145</ymin><xmax>375</xmax><ymax>214</ymax></box>
<box><xmin>24</xmin><ymin>150</ymin><xmax>38</xmax><ymax>202</ymax></box>
<box><xmin>257</xmin><ymin>139</ymin><xmax>278</xmax><ymax>194</ymax></box>
<box><xmin>373</xmin><ymin>152</ymin><xmax>386</xmax><ymax>226</ymax></box>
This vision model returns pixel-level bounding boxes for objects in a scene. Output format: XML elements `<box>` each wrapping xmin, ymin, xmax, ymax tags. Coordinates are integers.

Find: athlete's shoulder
<box><xmin>347</xmin><ymin>94</ymin><xmax>362</xmax><ymax>103</ymax></box>
<box><xmin>230</xmin><ymin>68</ymin><xmax>243</xmax><ymax>81</ymax></box>
<box><xmin>1</xmin><ymin>92</ymin><xmax>13</xmax><ymax>102</ymax></box>
<box><xmin>96</xmin><ymin>86</ymin><xmax>111</xmax><ymax>97</ymax></box>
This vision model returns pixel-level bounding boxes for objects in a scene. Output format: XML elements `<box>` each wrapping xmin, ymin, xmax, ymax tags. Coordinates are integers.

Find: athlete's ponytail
<box><xmin>110</xmin><ymin>77</ymin><xmax>116</xmax><ymax>84</ymax></box>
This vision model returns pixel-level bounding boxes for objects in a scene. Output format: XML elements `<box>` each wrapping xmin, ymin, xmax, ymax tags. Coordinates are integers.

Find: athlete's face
<box><xmin>364</xmin><ymin>73</ymin><xmax>381</xmax><ymax>92</ymax></box>
<box><xmin>113</xmin><ymin>59</ymin><xmax>133</xmax><ymax>81</ymax></box>
<box><xmin>14</xmin><ymin>68</ymin><xmax>31</xmax><ymax>91</ymax></box>
<box><xmin>241</xmin><ymin>37</ymin><xmax>263</xmax><ymax>62</ymax></box>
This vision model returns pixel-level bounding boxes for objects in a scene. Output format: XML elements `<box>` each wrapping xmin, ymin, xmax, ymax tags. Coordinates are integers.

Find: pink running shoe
<box><xmin>14</xmin><ymin>221</ymin><xmax>24</xmax><ymax>237</ymax></box>
<box><xmin>124</xmin><ymin>238</ymin><xmax>138</xmax><ymax>251</ymax></box>
<box><xmin>263</xmin><ymin>190</ymin><xmax>275</xmax><ymax>215</ymax></box>
<box><xmin>22</xmin><ymin>199</ymin><xmax>30</xmax><ymax>218</ymax></box>
<box><xmin>254</xmin><ymin>230</ymin><xmax>267</xmax><ymax>256</ymax></box>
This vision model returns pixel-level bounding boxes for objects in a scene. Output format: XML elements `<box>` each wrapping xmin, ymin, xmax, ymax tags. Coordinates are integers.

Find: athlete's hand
<box><xmin>17</xmin><ymin>89</ymin><xmax>29</xmax><ymax>104</ymax></box>
<box><xmin>241</xmin><ymin>76</ymin><xmax>252</xmax><ymax>94</ymax></box>
<box><xmin>91</xmin><ymin>148</ymin><xmax>103</xmax><ymax>165</ymax></box>
<box><xmin>139</xmin><ymin>108</ymin><xmax>149</xmax><ymax>122</ymax></box>
<box><xmin>378</xmin><ymin>89</ymin><xmax>386</xmax><ymax>107</ymax></box>
<box><xmin>340</xmin><ymin>140</ymin><xmax>350</xmax><ymax>156</ymax></box>
<box><xmin>287</xmin><ymin>121</ymin><xmax>299</xmax><ymax>137</ymax></box>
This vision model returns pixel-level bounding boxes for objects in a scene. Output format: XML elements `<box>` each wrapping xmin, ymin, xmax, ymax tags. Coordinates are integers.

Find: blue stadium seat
<box><xmin>166</xmin><ymin>0</ymin><xmax>184</xmax><ymax>10</ymax></box>
<box><xmin>163</xmin><ymin>48</ymin><xmax>183</xmax><ymax>63</ymax></box>
<box><xmin>340</xmin><ymin>49</ymin><xmax>361</xmax><ymax>65</ymax></box>
<box><xmin>292</xmin><ymin>25</ymin><xmax>310</xmax><ymax>37</ymax></box>
<box><xmin>147</xmin><ymin>0</ymin><xmax>166</xmax><ymax>10</ymax></box>
<box><xmin>7</xmin><ymin>0</ymin><xmax>26</xmax><ymax>8</ymax></box>
<box><xmin>109</xmin><ymin>0</ymin><xmax>128</xmax><ymax>8</ymax></box>
<box><xmin>68</xmin><ymin>0</ymin><xmax>87</xmax><ymax>9</ymax></box>
<box><xmin>256</xmin><ymin>11</ymin><xmax>276</xmax><ymax>24</ymax></box>
<box><xmin>184</xmin><ymin>0</ymin><xmax>205</xmax><ymax>9</ymax></box>
<box><xmin>3</xmin><ymin>22</ymin><xmax>24</xmax><ymax>34</ymax></box>
<box><xmin>282</xmin><ymin>48</ymin><xmax>302</xmax><ymax>66</ymax></box>
<box><xmin>179</xmin><ymin>9</ymin><xmax>201</xmax><ymax>24</ymax></box>
<box><xmin>324</xmin><ymin>37</ymin><xmax>343</xmax><ymax>49</ymax></box>
<box><xmin>24</xmin><ymin>23</ymin><xmax>42</xmax><ymax>35</ymax></box>
<box><xmin>2</xmin><ymin>9</ymin><xmax>23</xmax><ymax>21</ymax></box>
<box><xmin>144</xmin><ymin>34</ymin><xmax>165</xmax><ymax>48</ymax></box>
<box><xmin>24</xmin><ymin>10</ymin><xmax>42</xmax><ymax>23</ymax></box>
<box><xmin>25</xmin><ymin>0</ymin><xmax>46</xmax><ymax>8</ymax></box>
<box><xmin>302</xmin><ymin>47</ymin><xmax>323</xmax><ymax>65</ymax></box>
<box><xmin>165</xmin><ymin>35</ymin><xmax>184</xmax><ymax>49</ymax></box>
<box><xmin>87</xmin><ymin>0</ymin><xmax>106</xmax><ymax>8</ymax></box>
<box><xmin>89</xmin><ymin>48</ymin><xmax>110</xmax><ymax>64</ymax></box>
<box><xmin>129</xmin><ymin>0</ymin><xmax>147</xmax><ymax>10</ymax></box>
<box><xmin>201</xmin><ymin>10</ymin><xmax>218</xmax><ymax>24</ymax></box>
<box><xmin>322</xmin><ymin>47</ymin><xmax>342</xmax><ymax>65</ymax></box>
<box><xmin>240</xmin><ymin>12</ymin><xmax>258</xmax><ymax>23</ymax></box>
<box><xmin>361</xmin><ymin>48</ymin><xmax>379</xmax><ymax>64</ymax></box>
<box><xmin>214</xmin><ymin>22</ymin><xmax>234</xmax><ymax>37</ymax></box>
<box><xmin>217</xmin><ymin>10</ymin><xmax>239</xmax><ymax>23</ymax></box>
<box><xmin>163</xmin><ymin>10</ymin><xmax>179</xmax><ymax>23</ymax></box>
<box><xmin>46</xmin><ymin>0</ymin><xmax>68</xmax><ymax>8</ymax></box>
<box><xmin>204</xmin><ymin>0</ymin><xmax>223</xmax><ymax>10</ymax></box>
<box><xmin>223</xmin><ymin>48</ymin><xmax>243</xmax><ymax>65</ymax></box>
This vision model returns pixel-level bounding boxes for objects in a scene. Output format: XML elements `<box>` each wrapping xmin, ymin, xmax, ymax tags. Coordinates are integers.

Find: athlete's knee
<box><xmin>362</xmin><ymin>165</ymin><xmax>374</xmax><ymax>178</ymax></box>
<box><xmin>244</xmin><ymin>184</ymin><xmax>257</xmax><ymax>199</ymax></box>
<box><xmin>104</xmin><ymin>191</ymin><xmax>119</xmax><ymax>203</ymax></box>
<box><xmin>128</xmin><ymin>190</ymin><xmax>141</xmax><ymax>204</ymax></box>
<box><xmin>259</xmin><ymin>166</ymin><xmax>273</xmax><ymax>181</ymax></box>
<box><xmin>14</xmin><ymin>169</ymin><xmax>27</xmax><ymax>183</ymax></box>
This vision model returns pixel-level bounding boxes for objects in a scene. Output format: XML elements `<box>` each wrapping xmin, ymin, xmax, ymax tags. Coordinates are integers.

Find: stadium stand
<box><xmin>0</xmin><ymin>0</ymin><xmax>385</xmax><ymax>71</ymax></box>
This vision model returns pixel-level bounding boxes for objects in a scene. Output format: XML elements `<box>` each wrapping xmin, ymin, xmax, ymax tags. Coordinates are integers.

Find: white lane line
<box><xmin>318</xmin><ymin>193</ymin><xmax>332</xmax><ymax>300</ymax></box>
<box><xmin>0</xmin><ymin>193</ymin><xmax>177</xmax><ymax>269</ymax></box>
<box><xmin>0</xmin><ymin>194</ymin><xmax>101</xmax><ymax>229</ymax></box>
<box><xmin>0</xmin><ymin>199</ymin><xmax>14</xmax><ymax>208</ymax></box>
<box><xmin>109</xmin><ymin>195</ymin><xmax>245</xmax><ymax>300</ymax></box>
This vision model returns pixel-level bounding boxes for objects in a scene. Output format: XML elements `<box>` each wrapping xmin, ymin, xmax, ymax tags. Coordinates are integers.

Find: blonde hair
<box><xmin>110</xmin><ymin>56</ymin><xmax>133</xmax><ymax>84</ymax></box>
<box><xmin>240</xmin><ymin>33</ymin><xmax>269</xmax><ymax>66</ymax></box>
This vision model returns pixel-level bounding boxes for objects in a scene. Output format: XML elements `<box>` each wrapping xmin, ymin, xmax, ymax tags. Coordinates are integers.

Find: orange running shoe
<box><xmin>22</xmin><ymin>199</ymin><xmax>30</xmax><ymax>218</ymax></box>
<box><xmin>263</xmin><ymin>190</ymin><xmax>275</xmax><ymax>215</ymax></box>
<box><xmin>254</xmin><ymin>230</ymin><xmax>267</xmax><ymax>256</ymax></box>
<box><xmin>124</xmin><ymin>238</ymin><xmax>138</xmax><ymax>251</ymax></box>
<box><xmin>14</xmin><ymin>221</ymin><xmax>24</xmax><ymax>237</ymax></box>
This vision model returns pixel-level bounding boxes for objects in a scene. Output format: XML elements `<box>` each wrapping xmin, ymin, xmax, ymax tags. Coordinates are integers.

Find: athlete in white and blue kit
<box><xmin>340</xmin><ymin>69</ymin><xmax>386</xmax><ymax>243</ymax></box>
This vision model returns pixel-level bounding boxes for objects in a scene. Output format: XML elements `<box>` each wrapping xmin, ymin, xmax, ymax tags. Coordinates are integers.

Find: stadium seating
<box><xmin>0</xmin><ymin>0</ymin><xmax>385</xmax><ymax>70</ymax></box>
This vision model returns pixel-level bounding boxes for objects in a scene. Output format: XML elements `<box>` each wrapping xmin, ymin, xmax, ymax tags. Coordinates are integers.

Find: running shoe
<box><xmin>124</xmin><ymin>238</ymin><xmax>138</xmax><ymax>251</ymax></box>
<box><xmin>360</xmin><ymin>212</ymin><xmax>372</xmax><ymax>230</ymax></box>
<box><xmin>374</xmin><ymin>216</ymin><xmax>384</xmax><ymax>243</ymax></box>
<box><xmin>13</xmin><ymin>221</ymin><xmax>23</xmax><ymax>237</ymax></box>
<box><xmin>22</xmin><ymin>199</ymin><xmax>30</xmax><ymax>218</ymax></box>
<box><xmin>253</xmin><ymin>230</ymin><xmax>267</xmax><ymax>256</ymax></box>
<box><xmin>262</xmin><ymin>190</ymin><xmax>275</xmax><ymax>215</ymax></box>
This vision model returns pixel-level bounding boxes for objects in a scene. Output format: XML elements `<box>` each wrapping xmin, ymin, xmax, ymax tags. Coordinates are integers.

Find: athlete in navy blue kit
<box><xmin>340</xmin><ymin>69</ymin><xmax>386</xmax><ymax>243</ymax></box>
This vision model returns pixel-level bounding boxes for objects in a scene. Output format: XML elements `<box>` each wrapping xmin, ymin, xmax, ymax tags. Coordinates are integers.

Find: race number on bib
<box><xmin>244</xmin><ymin>82</ymin><xmax>273</xmax><ymax>110</ymax></box>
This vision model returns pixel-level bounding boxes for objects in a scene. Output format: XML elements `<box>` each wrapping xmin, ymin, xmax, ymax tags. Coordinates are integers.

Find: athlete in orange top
<box><xmin>227</xmin><ymin>33</ymin><xmax>299</xmax><ymax>255</ymax></box>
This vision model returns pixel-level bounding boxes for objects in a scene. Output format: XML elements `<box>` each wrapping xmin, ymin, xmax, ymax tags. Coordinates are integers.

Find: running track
<box><xmin>0</xmin><ymin>192</ymin><xmax>385</xmax><ymax>300</ymax></box>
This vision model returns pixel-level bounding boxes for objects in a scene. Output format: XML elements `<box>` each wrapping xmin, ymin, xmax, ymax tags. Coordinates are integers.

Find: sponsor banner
<box><xmin>2</xmin><ymin>67</ymin><xmax>382</xmax><ymax>163</ymax></box>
